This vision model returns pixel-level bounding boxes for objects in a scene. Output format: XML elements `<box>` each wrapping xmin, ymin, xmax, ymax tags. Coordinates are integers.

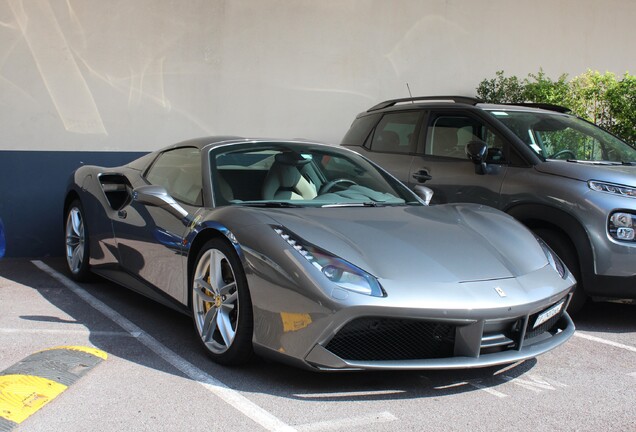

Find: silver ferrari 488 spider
<box><xmin>64</xmin><ymin>137</ymin><xmax>575</xmax><ymax>371</ymax></box>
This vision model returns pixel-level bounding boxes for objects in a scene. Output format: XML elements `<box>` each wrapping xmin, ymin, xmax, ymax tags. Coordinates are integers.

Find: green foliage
<box><xmin>476</xmin><ymin>69</ymin><xmax>636</xmax><ymax>143</ymax></box>
<box><xmin>476</xmin><ymin>71</ymin><xmax>525</xmax><ymax>103</ymax></box>
<box><xmin>523</xmin><ymin>70</ymin><xmax>570</xmax><ymax>106</ymax></box>
<box><xmin>607</xmin><ymin>74</ymin><xmax>636</xmax><ymax>144</ymax></box>
<box><xmin>568</xmin><ymin>70</ymin><xmax>617</xmax><ymax>132</ymax></box>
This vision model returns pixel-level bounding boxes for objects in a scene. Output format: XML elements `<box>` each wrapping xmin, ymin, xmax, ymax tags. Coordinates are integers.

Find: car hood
<box><xmin>535</xmin><ymin>159</ymin><xmax>636</xmax><ymax>186</ymax></box>
<box><xmin>253</xmin><ymin>204</ymin><xmax>549</xmax><ymax>283</ymax></box>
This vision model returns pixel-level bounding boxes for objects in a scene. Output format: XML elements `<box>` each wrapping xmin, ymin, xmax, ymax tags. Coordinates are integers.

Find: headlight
<box><xmin>588</xmin><ymin>180</ymin><xmax>636</xmax><ymax>198</ymax></box>
<box><xmin>535</xmin><ymin>236</ymin><xmax>567</xmax><ymax>279</ymax></box>
<box><xmin>609</xmin><ymin>211</ymin><xmax>636</xmax><ymax>241</ymax></box>
<box><xmin>274</xmin><ymin>227</ymin><xmax>385</xmax><ymax>297</ymax></box>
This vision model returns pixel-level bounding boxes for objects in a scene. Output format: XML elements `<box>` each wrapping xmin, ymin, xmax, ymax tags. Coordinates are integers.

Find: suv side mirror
<box><xmin>466</xmin><ymin>140</ymin><xmax>490</xmax><ymax>175</ymax></box>
<box><xmin>133</xmin><ymin>185</ymin><xmax>192</xmax><ymax>225</ymax></box>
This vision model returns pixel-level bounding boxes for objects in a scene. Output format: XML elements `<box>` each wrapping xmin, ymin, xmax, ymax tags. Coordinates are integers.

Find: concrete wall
<box><xmin>1</xmin><ymin>0</ymin><xmax>635</xmax><ymax>256</ymax></box>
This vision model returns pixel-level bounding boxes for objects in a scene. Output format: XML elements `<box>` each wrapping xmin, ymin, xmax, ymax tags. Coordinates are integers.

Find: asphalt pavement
<box><xmin>0</xmin><ymin>258</ymin><xmax>634</xmax><ymax>432</ymax></box>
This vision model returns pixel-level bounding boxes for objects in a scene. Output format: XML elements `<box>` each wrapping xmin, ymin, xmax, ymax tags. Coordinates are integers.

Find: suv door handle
<box><xmin>412</xmin><ymin>169</ymin><xmax>432</xmax><ymax>183</ymax></box>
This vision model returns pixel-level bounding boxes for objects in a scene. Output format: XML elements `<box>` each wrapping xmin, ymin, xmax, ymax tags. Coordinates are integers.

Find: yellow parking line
<box><xmin>0</xmin><ymin>346</ymin><xmax>107</xmax><ymax>430</ymax></box>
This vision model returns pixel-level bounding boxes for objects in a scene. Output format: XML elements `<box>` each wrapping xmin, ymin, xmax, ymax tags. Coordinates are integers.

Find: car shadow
<box><xmin>571</xmin><ymin>299</ymin><xmax>636</xmax><ymax>334</ymax></box>
<box><xmin>232</xmin><ymin>357</ymin><xmax>538</xmax><ymax>401</ymax></box>
<box><xmin>0</xmin><ymin>257</ymin><xmax>598</xmax><ymax>402</ymax></box>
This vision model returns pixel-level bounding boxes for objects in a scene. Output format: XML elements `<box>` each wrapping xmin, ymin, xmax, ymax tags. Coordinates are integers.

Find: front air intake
<box><xmin>324</xmin><ymin>317</ymin><xmax>456</xmax><ymax>361</ymax></box>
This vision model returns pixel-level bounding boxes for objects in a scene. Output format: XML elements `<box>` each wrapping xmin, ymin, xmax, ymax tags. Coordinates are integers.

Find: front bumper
<box><xmin>304</xmin><ymin>296</ymin><xmax>574</xmax><ymax>371</ymax></box>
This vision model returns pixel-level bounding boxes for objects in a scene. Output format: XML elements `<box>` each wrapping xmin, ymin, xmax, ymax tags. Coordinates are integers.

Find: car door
<box><xmin>113</xmin><ymin>146</ymin><xmax>203</xmax><ymax>302</ymax></box>
<box><xmin>409</xmin><ymin>110</ymin><xmax>509</xmax><ymax>207</ymax></box>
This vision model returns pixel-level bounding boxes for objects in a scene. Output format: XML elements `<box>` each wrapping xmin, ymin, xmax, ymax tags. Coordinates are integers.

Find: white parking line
<box><xmin>467</xmin><ymin>381</ymin><xmax>508</xmax><ymax>398</ymax></box>
<box><xmin>295</xmin><ymin>390</ymin><xmax>405</xmax><ymax>398</ymax></box>
<box><xmin>0</xmin><ymin>328</ymin><xmax>137</xmax><ymax>337</ymax></box>
<box><xmin>629</xmin><ymin>372</ymin><xmax>636</xmax><ymax>379</ymax></box>
<box><xmin>295</xmin><ymin>411</ymin><xmax>397</xmax><ymax>432</ymax></box>
<box><xmin>501</xmin><ymin>374</ymin><xmax>567</xmax><ymax>393</ymax></box>
<box><xmin>434</xmin><ymin>380</ymin><xmax>508</xmax><ymax>398</ymax></box>
<box><xmin>574</xmin><ymin>332</ymin><xmax>636</xmax><ymax>353</ymax></box>
<box><xmin>32</xmin><ymin>260</ymin><xmax>296</xmax><ymax>432</ymax></box>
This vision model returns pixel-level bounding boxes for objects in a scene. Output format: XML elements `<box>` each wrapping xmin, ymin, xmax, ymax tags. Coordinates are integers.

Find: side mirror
<box><xmin>132</xmin><ymin>185</ymin><xmax>192</xmax><ymax>224</ymax></box>
<box><xmin>466</xmin><ymin>140</ymin><xmax>489</xmax><ymax>175</ymax></box>
<box><xmin>414</xmin><ymin>185</ymin><xmax>434</xmax><ymax>205</ymax></box>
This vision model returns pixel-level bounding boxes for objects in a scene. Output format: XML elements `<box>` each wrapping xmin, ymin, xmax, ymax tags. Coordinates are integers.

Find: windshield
<box><xmin>486</xmin><ymin>109</ymin><xmax>636</xmax><ymax>163</ymax></box>
<box><xmin>210</xmin><ymin>144</ymin><xmax>420</xmax><ymax>207</ymax></box>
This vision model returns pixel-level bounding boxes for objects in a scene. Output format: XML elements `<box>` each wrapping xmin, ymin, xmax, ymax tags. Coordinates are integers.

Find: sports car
<box><xmin>63</xmin><ymin>137</ymin><xmax>575</xmax><ymax>371</ymax></box>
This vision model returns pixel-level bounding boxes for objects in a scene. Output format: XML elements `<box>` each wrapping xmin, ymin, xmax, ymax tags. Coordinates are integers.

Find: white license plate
<box><xmin>533</xmin><ymin>300</ymin><xmax>565</xmax><ymax>329</ymax></box>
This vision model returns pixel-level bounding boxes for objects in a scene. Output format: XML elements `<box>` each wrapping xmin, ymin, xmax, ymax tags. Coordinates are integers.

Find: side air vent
<box><xmin>99</xmin><ymin>174</ymin><xmax>132</xmax><ymax>210</ymax></box>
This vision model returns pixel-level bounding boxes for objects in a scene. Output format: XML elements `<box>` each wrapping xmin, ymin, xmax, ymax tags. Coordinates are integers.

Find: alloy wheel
<box><xmin>192</xmin><ymin>248</ymin><xmax>240</xmax><ymax>354</ymax></box>
<box><xmin>65</xmin><ymin>207</ymin><xmax>85</xmax><ymax>274</ymax></box>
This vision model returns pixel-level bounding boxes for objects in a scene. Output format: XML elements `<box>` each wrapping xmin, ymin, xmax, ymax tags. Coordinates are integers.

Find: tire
<box><xmin>64</xmin><ymin>200</ymin><xmax>91</xmax><ymax>281</ymax></box>
<box><xmin>190</xmin><ymin>238</ymin><xmax>253</xmax><ymax>365</ymax></box>
<box><xmin>533</xmin><ymin>228</ymin><xmax>587</xmax><ymax>314</ymax></box>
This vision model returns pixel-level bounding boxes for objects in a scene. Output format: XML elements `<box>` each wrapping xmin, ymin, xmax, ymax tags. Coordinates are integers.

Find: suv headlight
<box><xmin>535</xmin><ymin>236</ymin><xmax>567</xmax><ymax>279</ymax></box>
<box><xmin>609</xmin><ymin>211</ymin><xmax>636</xmax><ymax>241</ymax></box>
<box><xmin>274</xmin><ymin>227</ymin><xmax>385</xmax><ymax>297</ymax></box>
<box><xmin>588</xmin><ymin>180</ymin><xmax>636</xmax><ymax>198</ymax></box>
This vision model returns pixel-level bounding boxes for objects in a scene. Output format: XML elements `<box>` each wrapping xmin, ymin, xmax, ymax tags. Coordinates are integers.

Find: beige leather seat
<box><xmin>171</xmin><ymin>166</ymin><xmax>202</xmax><ymax>205</ymax></box>
<box><xmin>262</xmin><ymin>152</ymin><xmax>317</xmax><ymax>200</ymax></box>
<box><xmin>216</xmin><ymin>174</ymin><xmax>234</xmax><ymax>202</ymax></box>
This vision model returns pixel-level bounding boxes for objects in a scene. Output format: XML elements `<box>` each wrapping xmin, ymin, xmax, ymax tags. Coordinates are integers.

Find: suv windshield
<box><xmin>211</xmin><ymin>144</ymin><xmax>420</xmax><ymax>207</ymax></box>
<box><xmin>486</xmin><ymin>109</ymin><xmax>636</xmax><ymax>164</ymax></box>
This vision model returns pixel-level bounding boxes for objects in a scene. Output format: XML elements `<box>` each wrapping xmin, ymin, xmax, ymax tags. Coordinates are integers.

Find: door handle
<box><xmin>117</xmin><ymin>210</ymin><xmax>127</xmax><ymax>219</ymax></box>
<box><xmin>412</xmin><ymin>169</ymin><xmax>432</xmax><ymax>183</ymax></box>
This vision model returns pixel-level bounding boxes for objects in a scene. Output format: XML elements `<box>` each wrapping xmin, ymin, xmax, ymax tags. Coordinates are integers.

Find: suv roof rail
<box><xmin>367</xmin><ymin>96</ymin><xmax>483</xmax><ymax>112</ymax></box>
<box><xmin>502</xmin><ymin>102</ymin><xmax>571</xmax><ymax>113</ymax></box>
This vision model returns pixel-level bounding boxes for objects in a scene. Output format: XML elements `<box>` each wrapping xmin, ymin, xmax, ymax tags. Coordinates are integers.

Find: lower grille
<box><xmin>324</xmin><ymin>317</ymin><xmax>456</xmax><ymax>361</ymax></box>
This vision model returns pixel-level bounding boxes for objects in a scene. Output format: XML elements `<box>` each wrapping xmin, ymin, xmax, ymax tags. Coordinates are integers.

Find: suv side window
<box><xmin>369</xmin><ymin>111</ymin><xmax>420</xmax><ymax>153</ymax></box>
<box><xmin>425</xmin><ymin>114</ymin><xmax>507</xmax><ymax>162</ymax></box>
<box><xmin>342</xmin><ymin>113</ymin><xmax>381</xmax><ymax>146</ymax></box>
<box><xmin>145</xmin><ymin>147</ymin><xmax>203</xmax><ymax>206</ymax></box>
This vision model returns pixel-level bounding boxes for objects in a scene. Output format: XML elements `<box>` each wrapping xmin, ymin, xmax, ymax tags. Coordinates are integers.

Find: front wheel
<box><xmin>190</xmin><ymin>238</ymin><xmax>253</xmax><ymax>365</ymax></box>
<box><xmin>65</xmin><ymin>200</ymin><xmax>91</xmax><ymax>281</ymax></box>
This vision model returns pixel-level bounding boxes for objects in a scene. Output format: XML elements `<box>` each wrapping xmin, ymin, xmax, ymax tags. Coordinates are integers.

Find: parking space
<box><xmin>1</xmin><ymin>258</ymin><xmax>634</xmax><ymax>431</ymax></box>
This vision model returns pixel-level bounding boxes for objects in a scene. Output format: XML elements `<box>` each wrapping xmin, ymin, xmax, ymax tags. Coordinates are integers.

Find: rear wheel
<box><xmin>64</xmin><ymin>200</ymin><xmax>91</xmax><ymax>281</ymax></box>
<box><xmin>533</xmin><ymin>228</ymin><xmax>587</xmax><ymax>313</ymax></box>
<box><xmin>190</xmin><ymin>238</ymin><xmax>253</xmax><ymax>365</ymax></box>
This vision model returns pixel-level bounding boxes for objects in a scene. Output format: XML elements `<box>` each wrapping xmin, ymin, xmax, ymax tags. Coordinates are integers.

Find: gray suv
<box><xmin>341</xmin><ymin>96</ymin><xmax>636</xmax><ymax>311</ymax></box>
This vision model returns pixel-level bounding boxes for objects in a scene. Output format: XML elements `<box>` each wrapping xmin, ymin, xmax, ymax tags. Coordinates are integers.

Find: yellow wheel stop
<box><xmin>0</xmin><ymin>346</ymin><xmax>107</xmax><ymax>430</ymax></box>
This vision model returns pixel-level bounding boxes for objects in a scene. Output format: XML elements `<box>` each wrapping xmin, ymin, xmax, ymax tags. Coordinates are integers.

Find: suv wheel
<box><xmin>533</xmin><ymin>228</ymin><xmax>587</xmax><ymax>314</ymax></box>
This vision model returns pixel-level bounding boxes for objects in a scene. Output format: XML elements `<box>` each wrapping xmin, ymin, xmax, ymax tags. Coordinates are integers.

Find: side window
<box><xmin>369</xmin><ymin>112</ymin><xmax>419</xmax><ymax>153</ymax></box>
<box><xmin>425</xmin><ymin>114</ymin><xmax>507</xmax><ymax>162</ymax></box>
<box><xmin>341</xmin><ymin>113</ymin><xmax>381</xmax><ymax>146</ymax></box>
<box><xmin>145</xmin><ymin>147</ymin><xmax>203</xmax><ymax>206</ymax></box>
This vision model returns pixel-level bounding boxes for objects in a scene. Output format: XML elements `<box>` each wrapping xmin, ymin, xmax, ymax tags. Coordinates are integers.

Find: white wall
<box><xmin>2</xmin><ymin>0</ymin><xmax>635</xmax><ymax>151</ymax></box>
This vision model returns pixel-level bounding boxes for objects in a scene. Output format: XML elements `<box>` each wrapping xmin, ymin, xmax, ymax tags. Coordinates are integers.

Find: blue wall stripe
<box><xmin>0</xmin><ymin>151</ymin><xmax>146</xmax><ymax>258</ymax></box>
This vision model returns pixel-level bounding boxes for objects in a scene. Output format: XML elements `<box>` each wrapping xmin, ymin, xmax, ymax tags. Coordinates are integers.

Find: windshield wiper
<box><xmin>240</xmin><ymin>202</ymin><xmax>303</xmax><ymax>208</ymax></box>
<box><xmin>322</xmin><ymin>202</ymin><xmax>387</xmax><ymax>207</ymax></box>
<box><xmin>566</xmin><ymin>160</ymin><xmax>623</xmax><ymax>165</ymax></box>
